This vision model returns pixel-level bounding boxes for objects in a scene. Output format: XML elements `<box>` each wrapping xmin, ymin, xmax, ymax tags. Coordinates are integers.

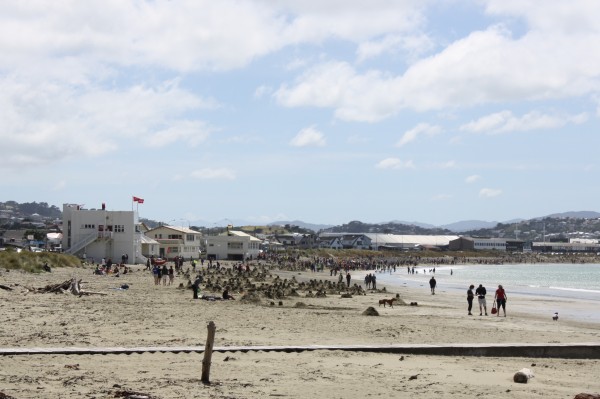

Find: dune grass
<box><xmin>0</xmin><ymin>250</ymin><xmax>81</xmax><ymax>273</ymax></box>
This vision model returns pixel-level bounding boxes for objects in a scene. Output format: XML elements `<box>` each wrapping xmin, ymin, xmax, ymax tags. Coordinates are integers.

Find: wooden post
<box><xmin>201</xmin><ymin>321</ymin><xmax>216</xmax><ymax>383</ymax></box>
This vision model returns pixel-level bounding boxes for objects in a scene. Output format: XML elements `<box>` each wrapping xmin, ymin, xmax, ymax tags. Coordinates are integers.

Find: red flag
<box><xmin>133</xmin><ymin>196</ymin><xmax>144</xmax><ymax>203</ymax></box>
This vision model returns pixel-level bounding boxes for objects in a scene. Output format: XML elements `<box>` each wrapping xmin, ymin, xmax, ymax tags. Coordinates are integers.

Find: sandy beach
<box><xmin>1</xmin><ymin>262</ymin><xmax>599</xmax><ymax>398</ymax></box>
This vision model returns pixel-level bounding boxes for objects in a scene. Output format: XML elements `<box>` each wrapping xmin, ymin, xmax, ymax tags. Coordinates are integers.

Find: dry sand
<box><xmin>1</xmin><ymin>262</ymin><xmax>599</xmax><ymax>398</ymax></box>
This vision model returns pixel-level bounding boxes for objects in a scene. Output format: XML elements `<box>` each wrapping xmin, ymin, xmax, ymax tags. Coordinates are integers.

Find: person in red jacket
<box><xmin>494</xmin><ymin>284</ymin><xmax>507</xmax><ymax>317</ymax></box>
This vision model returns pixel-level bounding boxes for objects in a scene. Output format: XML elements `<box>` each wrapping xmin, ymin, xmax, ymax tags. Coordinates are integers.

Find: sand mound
<box><xmin>362</xmin><ymin>306</ymin><xmax>379</xmax><ymax>316</ymax></box>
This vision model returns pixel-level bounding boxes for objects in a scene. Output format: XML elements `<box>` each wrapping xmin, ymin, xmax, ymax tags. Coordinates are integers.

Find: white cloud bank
<box><xmin>275</xmin><ymin>1</ymin><xmax>600</xmax><ymax>121</ymax></box>
<box><xmin>0</xmin><ymin>1</ymin><xmax>429</xmax><ymax>169</ymax></box>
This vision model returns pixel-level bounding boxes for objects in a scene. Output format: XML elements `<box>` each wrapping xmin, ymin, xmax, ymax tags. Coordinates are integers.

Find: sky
<box><xmin>2</xmin><ymin>0</ymin><xmax>600</xmax><ymax>227</ymax></box>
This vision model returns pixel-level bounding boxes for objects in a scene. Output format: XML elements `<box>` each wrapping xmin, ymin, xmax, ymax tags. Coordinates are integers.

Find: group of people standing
<box><xmin>363</xmin><ymin>273</ymin><xmax>377</xmax><ymax>290</ymax></box>
<box><xmin>467</xmin><ymin>283</ymin><xmax>507</xmax><ymax>316</ymax></box>
<box><xmin>152</xmin><ymin>264</ymin><xmax>175</xmax><ymax>286</ymax></box>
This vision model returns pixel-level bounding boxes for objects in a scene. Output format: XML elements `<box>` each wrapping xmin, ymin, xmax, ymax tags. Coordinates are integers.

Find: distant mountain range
<box><xmin>267</xmin><ymin>211</ymin><xmax>600</xmax><ymax>233</ymax></box>
<box><xmin>543</xmin><ymin>211</ymin><xmax>600</xmax><ymax>219</ymax></box>
<box><xmin>4</xmin><ymin>200</ymin><xmax>600</xmax><ymax>237</ymax></box>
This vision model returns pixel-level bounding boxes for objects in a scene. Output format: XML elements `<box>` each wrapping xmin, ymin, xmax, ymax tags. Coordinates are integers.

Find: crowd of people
<box><xmin>85</xmin><ymin>250</ymin><xmax>513</xmax><ymax>318</ymax></box>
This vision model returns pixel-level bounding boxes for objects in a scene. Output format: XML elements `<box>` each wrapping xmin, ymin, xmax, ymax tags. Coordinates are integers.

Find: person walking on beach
<box><xmin>161</xmin><ymin>264</ymin><xmax>168</xmax><ymax>286</ymax></box>
<box><xmin>494</xmin><ymin>284</ymin><xmax>507</xmax><ymax>317</ymax></box>
<box><xmin>467</xmin><ymin>284</ymin><xmax>475</xmax><ymax>315</ymax></box>
<box><xmin>152</xmin><ymin>265</ymin><xmax>160</xmax><ymax>285</ymax></box>
<box><xmin>346</xmin><ymin>272</ymin><xmax>351</xmax><ymax>288</ymax></box>
<box><xmin>168</xmin><ymin>265</ymin><xmax>174</xmax><ymax>286</ymax></box>
<box><xmin>475</xmin><ymin>284</ymin><xmax>487</xmax><ymax>316</ymax></box>
<box><xmin>429</xmin><ymin>276</ymin><xmax>437</xmax><ymax>295</ymax></box>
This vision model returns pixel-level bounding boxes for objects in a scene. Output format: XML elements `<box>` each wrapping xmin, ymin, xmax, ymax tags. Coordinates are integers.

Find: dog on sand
<box><xmin>378</xmin><ymin>298</ymin><xmax>397</xmax><ymax>308</ymax></box>
<box><xmin>552</xmin><ymin>312</ymin><xmax>559</xmax><ymax>321</ymax></box>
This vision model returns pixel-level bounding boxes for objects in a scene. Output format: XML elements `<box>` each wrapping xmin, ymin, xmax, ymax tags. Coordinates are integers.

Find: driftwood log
<box><xmin>31</xmin><ymin>278</ymin><xmax>107</xmax><ymax>296</ymax></box>
<box><xmin>0</xmin><ymin>284</ymin><xmax>13</xmax><ymax>291</ymax></box>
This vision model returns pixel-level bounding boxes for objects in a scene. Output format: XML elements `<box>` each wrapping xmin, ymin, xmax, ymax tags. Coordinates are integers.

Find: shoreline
<box><xmin>271</xmin><ymin>265</ymin><xmax>600</xmax><ymax>328</ymax></box>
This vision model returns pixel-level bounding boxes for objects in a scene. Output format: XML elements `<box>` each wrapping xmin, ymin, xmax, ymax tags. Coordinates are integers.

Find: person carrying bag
<box><xmin>494</xmin><ymin>284</ymin><xmax>507</xmax><ymax>317</ymax></box>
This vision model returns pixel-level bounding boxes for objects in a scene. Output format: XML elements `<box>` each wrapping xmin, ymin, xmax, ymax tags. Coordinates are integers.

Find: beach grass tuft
<box><xmin>0</xmin><ymin>250</ymin><xmax>81</xmax><ymax>273</ymax></box>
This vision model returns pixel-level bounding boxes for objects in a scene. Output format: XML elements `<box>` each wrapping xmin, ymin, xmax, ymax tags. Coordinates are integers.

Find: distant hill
<box><xmin>441</xmin><ymin>220</ymin><xmax>499</xmax><ymax>232</ymax></box>
<box><xmin>0</xmin><ymin>201</ymin><xmax>62</xmax><ymax>219</ymax></box>
<box><xmin>544</xmin><ymin>211</ymin><xmax>600</xmax><ymax>219</ymax></box>
<box><xmin>387</xmin><ymin>220</ymin><xmax>437</xmax><ymax>229</ymax></box>
<box><xmin>269</xmin><ymin>220</ymin><xmax>334</xmax><ymax>232</ymax></box>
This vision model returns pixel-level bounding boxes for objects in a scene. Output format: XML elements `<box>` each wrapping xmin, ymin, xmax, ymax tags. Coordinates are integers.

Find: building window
<box><xmin>168</xmin><ymin>234</ymin><xmax>183</xmax><ymax>240</ymax></box>
<box><xmin>186</xmin><ymin>234</ymin><xmax>195</xmax><ymax>241</ymax></box>
<box><xmin>114</xmin><ymin>225</ymin><xmax>125</xmax><ymax>233</ymax></box>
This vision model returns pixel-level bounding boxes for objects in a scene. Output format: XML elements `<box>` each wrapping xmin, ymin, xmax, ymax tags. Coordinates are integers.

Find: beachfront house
<box><xmin>62</xmin><ymin>203</ymin><xmax>146</xmax><ymax>264</ymax></box>
<box><xmin>145</xmin><ymin>225</ymin><xmax>202</xmax><ymax>260</ymax></box>
<box><xmin>205</xmin><ymin>230</ymin><xmax>261</xmax><ymax>261</ymax></box>
<box><xmin>274</xmin><ymin>233</ymin><xmax>304</xmax><ymax>247</ymax></box>
<box><xmin>340</xmin><ymin>234</ymin><xmax>372</xmax><ymax>250</ymax></box>
<box><xmin>317</xmin><ymin>235</ymin><xmax>343</xmax><ymax>249</ymax></box>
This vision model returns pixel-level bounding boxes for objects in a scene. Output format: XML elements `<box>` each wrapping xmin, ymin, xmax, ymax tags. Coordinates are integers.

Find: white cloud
<box><xmin>356</xmin><ymin>33</ymin><xmax>434</xmax><ymax>63</ymax></box>
<box><xmin>0</xmin><ymin>78</ymin><xmax>215</xmax><ymax>168</ymax></box>
<box><xmin>465</xmin><ymin>175</ymin><xmax>481</xmax><ymax>184</ymax></box>
<box><xmin>270</xmin><ymin>1</ymin><xmax>426</xmax><ymax>43</ymax></box>
<box><xmin>190</xmin><ymin>168</ymin><xmax>236</xmax><ymax>180</ymax></box>
<box><xmin>146</xmin><ymin>121</ymin><xmax>213</xmax><ymax>148</ymax></box>
<box><xmin>275</xmin><ymin>2</ymin><xmax>600</xmax><ymax>120</ymax></box>
<box><xmin>0</xmin><ymin>2</ymin><xmax>288</xmax><ymax>73</ymax></box>
<box><xmin>460</xmin><ymin>110</ymin><xmax>587</xmax><ymax>134</ymax></box>
<box><xmin>275</xmin><ymin>61</ymin><xmax>401</xmax><ymax>122</ymax></box>
<box><xmin>483</xmin><ymin>0</ymin><xmax>600</xmax><ymax>34</ymax></box>
<box><xmin>396</xmin><ymin>123</ymin><xmax>442</xmax><ymax>147</ymax></box>
<box><xmin>290</xmin><ymin>126</ymin><xmax>326</xmax><ymax>147</ymax></box>
<box><xmin>479</xmin><ymin>188</ymin><xmax>502</xmax><ymax>198</ymax></box>
<box><xmin>375</xmin><ymin>158</ymin><xmax>415</xmax><ymax>170</ymax></box>
<box><xmin>0</xmin><ymin>2</ymin><xmax>428</xmax><ymax>75</ymax></box>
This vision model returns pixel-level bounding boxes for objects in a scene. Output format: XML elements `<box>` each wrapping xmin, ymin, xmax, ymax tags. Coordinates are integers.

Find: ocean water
<box><xmin>374</xmin><ymin>263</ymin><xmax>600</xmax><ymax>322</ymax></box>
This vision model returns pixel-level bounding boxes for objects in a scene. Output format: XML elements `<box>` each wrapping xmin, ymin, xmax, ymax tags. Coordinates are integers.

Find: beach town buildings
<box><xmin>448</xmin><ymin>237</ymin><xmax>525</xmax><ymax>252</ymax></box>
<box><xmin>62</xmin><ymin>203</ymin><xmax>146</xmax><ymax>264</ymax></box>
<box><xmin>145</xmin><ymin>225</ymin><xmax>202</xmax><ymax>260</ymax></box>
<box><xmin>316</xmin><ymin>233</ymin><xmax>460</xmax><ymax>251</ymax></box>
<box><xmin>205</xmin><ymin>229</ymin><xmax>261</xmax><ymax>261</ymax></box>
